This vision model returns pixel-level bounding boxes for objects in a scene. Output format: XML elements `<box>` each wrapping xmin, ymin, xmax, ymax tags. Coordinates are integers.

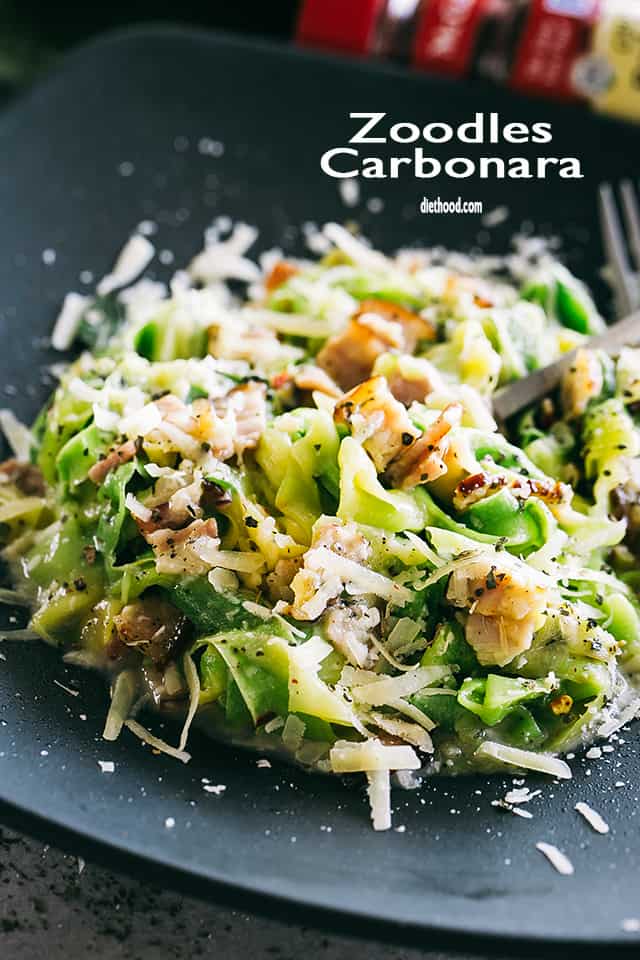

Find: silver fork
<box><xmin>599</xmin><ymin>179</ymin><xmax>640</xmax><ymax>315</ymax></box>
<box><xmin>492</xmin><ymin>181</ymin><xmax>640</xmax><ymax>423</ymax></box>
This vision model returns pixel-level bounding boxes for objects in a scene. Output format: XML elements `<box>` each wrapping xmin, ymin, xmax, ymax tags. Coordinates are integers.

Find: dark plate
<box><xmin>1</xmin><ymin>25</ymin><xmax>640</xmax><ymax>954</ymax></box>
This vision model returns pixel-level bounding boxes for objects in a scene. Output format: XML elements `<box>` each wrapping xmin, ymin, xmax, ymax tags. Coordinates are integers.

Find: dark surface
<box><xmin>0</xmin><ymin>25</ymin><xmax>640</xmax><ymax>953</ymax></box>
<box><xmin>0</xmin><ymin>827</ymin><xmax>518</xmax><ymax>960</ymax></box>
<box><xmin>0</xmin><ymin>0</ymin><xmax>297</xmax><ymax>87</ymax></box>
<box><xmin>3</xmin><ymin>0</ymin><xmax>297</xmax><ymax>46</ymax></box>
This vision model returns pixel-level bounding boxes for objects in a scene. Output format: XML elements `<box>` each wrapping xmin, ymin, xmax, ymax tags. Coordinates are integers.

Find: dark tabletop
<box><xmin>1</xmin><ymin>824</ymin><xmax>536</xmax><ymax>960</ymax></box>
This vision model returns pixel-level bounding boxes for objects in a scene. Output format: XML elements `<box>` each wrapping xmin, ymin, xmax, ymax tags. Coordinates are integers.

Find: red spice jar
<box><xmin>296</xmin><ymin>0</ymin><xmax>640</xmax><ymax>122</ymax></box>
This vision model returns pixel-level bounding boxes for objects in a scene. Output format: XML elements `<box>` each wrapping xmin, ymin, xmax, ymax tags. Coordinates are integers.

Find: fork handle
<box><xmin>492</xmin><ymin>310</ymin><xmax>640</xmax><ymax>422</ymax></box>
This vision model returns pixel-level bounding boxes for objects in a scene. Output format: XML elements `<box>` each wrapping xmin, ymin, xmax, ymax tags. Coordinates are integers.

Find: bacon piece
<box><xmin>292</xmin><ymin>364</ymin><xmax>342</xmax><ymax>399</ymax></box>
<box><xmin>324</xmin><ymin>601</ymin><xmax>380</xmax><ymax>668</ymax></box>
<box><xmin>88</xmin><ymin>439</ymin><xmax>137</xmax><ymax>484</ymax></box>
<box><xmin>334</xmin><ymin>377</ymin><xmax>420</xmax><ymax>473</ymax></box>
<box><xmin>317</xmin><ymin>315</ymin><xmax>403</xmax><ymax>392</ymax></box>
<box><xmin>226</xmin><ymin>381</ymin><xmax>267</xmax><ymax>454</ymax></box>
<box><xmin>264</xmin><ymin>260</ymin><xmax>299</xmax><ymax>292</ymax></box>
<box><xmin>387</xmin><ymin>366</ymin><xmax>443</xmax><ymax>406</ymax></box>
<box><xmin>264</xmin><ymin>557</ymin><xmax>304</xmax><ymax>603</ymax></box>
<box><xmin>313</xmin><ymin>518</ymin><xmax>371</xmax><ymax>564</ymax></box>
<box><xmin>465</xmin><ymin>612</ymin><xmax>538</xmax><ymax>668</ymax></box>
<box><xmin>384</xmin><ymin>403</ymin><xmax>462</xmax><ymax>490</ymax></box>
<box><xmin>354</xmin><ymin>299</ymin><xmax>436</xmax><ymax>350</ymax></box>
<box><xmin>453</xmin><ymin>471</ymin><xmax>571</xmax><ymax>513</ymax></box>
<box><xmin>447</xmin><ymin>556</ymin><xmax>549</xmax><ymax>623</ymax></box>
<box><xmin>144</xmin><ymin>517</ymin><xmax>219</xmax><ymax>575</ymax></box>
<box><xmin>317</xmin><ymin>299</ymin><xmax>436</xmax><ymax>392</ymax></box>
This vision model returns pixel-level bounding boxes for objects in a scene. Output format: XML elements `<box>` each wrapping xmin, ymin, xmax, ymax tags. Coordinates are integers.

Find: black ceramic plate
<box><xmin>1</xmin><ymin>26</ymin><xmax>640</xmax><ymax>955</ymax></box>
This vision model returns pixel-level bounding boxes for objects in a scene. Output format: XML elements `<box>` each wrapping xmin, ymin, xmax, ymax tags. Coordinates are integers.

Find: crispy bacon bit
<box><xmin>473</xmin><ymin>293</ymin><xmax>493</xmax><ymax>308</ymax></box>
<box><xmin>385</xmin><ymin>403</ymin><xmax>462</xmax><ymax>490</ymax></box>
<box><xmin>88</xmin><ymin>439</ymin><xmax>137</xmax><ymax>484</ymax></box>
<box><xmin>453</xmin><ymin>471</ymin><xmax>571</xmax><ymax>513</ymax></box>
<box><xmin>317</xmin><ymin>300</ymin><xmax>436</xmax><ymax>393</ymax></box>
<box><xmin>114</xmin><ymin>595</ymin><xmax>192</xmax><ymax>667</ymax></box>
<box><xmin>270</xmin><ymin>370</ymin><xmax>292</xmax><ymax>391</ymax></box>
<box><xmin>448</xmin><ymin>558</ymin><xmax>547</xmax><ymax>622</ymax></box>
<box><xmin>353</xmin><ymin>299</ymin><xmax>436</xmax><ymax>350</ymax></box>
<box><xmin>525</xmin><ymin>477</ymin><xmax>571</xmax><ymax>504</ymax></box>
<box><xmin>447</xmin><ymin>555</ymin><xmax>549</xmax><ymax>666</ymax></box>
<box><xmin>313</xmin><ymin>518</ymin><xmax>371</xmax><ymax>564</ymax></box>
<box><xmin>324</xmin><ymin>601</ymin><xmax>380</xmax><ymax>668</ymax></box>
<box><xmin>334</xmin><ymin>377</ymin><xmax>420</xmax><ymax>472</ymax></box>
<box><xmin>147</xmin><ymin>394</ymin><xmax>235</xmax><ymax>461</ymax></box>
<box><xmin>264</xmin><ymin>556</ymin><xmax>304</xmax><ymax>603</ymax></box>
<box><xmin>293</xmin><ymin>364</ymin><xmax>342</xmax><ymax>399</ymax></box>
<box><xmin>454</xmin><ymin>472</ymin><xmax>506</xmax><ymax>510</ymax></box>
<box><xmin>134</xmin><ymin>502</ymin><xmax>174</xmax><ymax>537</ymax></box>
<box><xmin>386</xmin><ymin>359</ymin><xmax>445</xmax><ymax>406</ymax></box>
<box><xmin>0</xmin><ymin>458</ymin><xmax>46</xmax><ymax>496</ymax></box>
<box><xmin>465</xmin><ymin>612</ymin><xmax>538</xmax><ymax>668</ymax></box>
<box><xmin>144</xmin><ymin>517</ymin><xmax>219</xmax><ymax>575</ymax></box>
<box><xmin>317</xmin><ymin>315</ymin><xmax>402</xmax><ymax>392</ymax></box>
<box><xmin>134</xmin><ymin>475</ymin><xmax>208</xmax><ymax>537</ymax></box>
<box><xmin>227</xmin><ymin>381</ymin><xmax>267</xmax><ymax>454</ymax></box>
<box><xmin>281</xmin><ymin>519</ymin><xmax>371</xmax><ymax>621</ymax></box>
<box><xmin>264</xmin><ymin>260</ymin><xmax>299</xmax><ymax>292</ymax></box>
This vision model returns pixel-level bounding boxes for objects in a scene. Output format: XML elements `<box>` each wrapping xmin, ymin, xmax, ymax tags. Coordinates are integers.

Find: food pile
<box><xmin>2</xmin><ymin>221</ymin><xmax>639</xmax><ymax>829</ymax></box>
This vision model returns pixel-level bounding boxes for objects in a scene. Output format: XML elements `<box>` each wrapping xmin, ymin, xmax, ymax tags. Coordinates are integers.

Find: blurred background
<box><xmin>0</xmin><ymin>1</ymin><xmax>298</xmax><ymax>88</ymax></box>
<box><xmin>1</xmin><ymin>0</ymin><xmax>639</xmax><ymax>123</ymax></box>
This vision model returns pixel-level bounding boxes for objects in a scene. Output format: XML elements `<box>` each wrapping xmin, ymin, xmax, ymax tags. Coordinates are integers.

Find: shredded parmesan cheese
<box><xmin>536</xmin><ymin>842</ymin><xmax>574</xmax><ymax>876</ymax></box>
<box><xmin>323</xmin><ymin>222</ymin><xmax>390</xmax><ymax>272</ymax></box>
<box><xmin>351</xmin><ymin>666</ymin><xmax>451</xmax><ymax>705</ymax></box>
<box><xmin>504</xmin><ymin>787</ymin><xmax>541</xmax><ymax>805</ymax></box>
<box><xmin>366</xmin><ymin>770</ymin><xmax>391</xmax><ymax>831</ymax></box>
<box><xmin>329</xmin><ymin>738</ymin><xmax>420</xmax><ymax>774</ymax></box>
<box><xmin>0</xmin><ymin>409</ymin><xmax>33</xmax><ymax>461</ymax></box>
<box><xmin>97</xmin><ymin>234</ymin><xmax>155</xmax><ymax>296</ymax></box>
<box><xmin>125</xmin><ymin>719</ymin><xmax>191</xmax><ymax>763</ymax></box>
<box><xmin>370</xmin><ymin>712</ymin><xmax>433</xmax><ymax>752</ymax></box>
<box><xmin>476</xmin><ymin>741</ymin><xmax>572</xmax><ymax>779</ymax></box>
<box><xmin>178</xmin><ymin>654</ymin><xmax>201</xmax><ymax>753</ymax></box>
<box><xmin>598</xmin><ymin>697</ymin><xmax>640</xmax><ymax>738</ymax></box>
<box><xmin>282</xmin><ymin>714</ymin><xmax>306</xmax><ymax>752</ymax></box>
<box><xmin>125</xmin><ymin>492</ymin><xmax>152</xmax><ymax>523</ymax></box>
<box><xmin>575</xmin><ymin>801</ymin><xmax>610</xmax><ymax>835</ymax></box>
<box><xmin>51</xmin><ymin>292</ymin><xmax>90</xmax><ymax>350</ymax></box>
<box><xmin>103</xmin><ymin>669</ymin><xmax>138</xmax><ymax>742</ymax></box>
<box><xmin>491</xmin><ymin>799</ymin><xmax>533</xmax><ymax>819</ymax></box>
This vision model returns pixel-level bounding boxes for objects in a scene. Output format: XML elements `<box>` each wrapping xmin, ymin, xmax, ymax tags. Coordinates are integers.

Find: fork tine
<box><xmin>598</xmin><ymin>182</ymin><xmax>638</xmax><ymax>315</ymax></box>
<box><xmin>620</xmin><ymin>179</ymin><xmax>640</xmax><ymax>273</ymax></box>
